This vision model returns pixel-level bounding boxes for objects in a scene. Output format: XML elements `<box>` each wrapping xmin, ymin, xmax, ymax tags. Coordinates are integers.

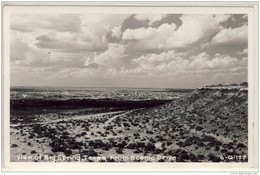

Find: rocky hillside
<box><xmin>125</xmin><ymin>84</ymin><xmax>248</xmax><ymax>162</ymax></box>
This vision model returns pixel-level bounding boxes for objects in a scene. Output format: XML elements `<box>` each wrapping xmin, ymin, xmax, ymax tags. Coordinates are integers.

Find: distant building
<box><xmin>135</xmin><ymin>91</ymin><xmax>138</xmax><ymax>96</ymax></box>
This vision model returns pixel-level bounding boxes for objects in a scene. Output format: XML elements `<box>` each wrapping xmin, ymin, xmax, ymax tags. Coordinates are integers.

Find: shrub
<box><xmin>62</xmin><ymin>131</ymin><xmax>69</xmax><ymax>135</ymax></box>
<box><xmin>145</xmin><ymin>142</ymin><xmax>155</xmax><ymax>152</ymax></box>
<box><xmin>214</xmin><ymin>145</ymin><xmax>220</xmax><ymax>151</ymax></box>
<box><xmin>176</xmin><ymin>150</ymin><xmax>189</xmax><ymax>162</ymax></box>
<box><xmin>64</xmin><ymin>149</ymin><xmax>72</xmax><ymax>156</ymax></box>
<box><xmin>127</xmin><ymin>143</ymin><xmax>136</xmax><ymax>149</ymax></box>
<box><xmin>196</xmin><ymin>126</ymin><xmax>203</xmax><ymax>131</ymax></box>
<box><xmin>220</xmin><ymin>149</ymin><xmax>228</xmax><ymax>153</ymax></box>
<box><xmin>83</xmin><ymin>149</ymin><xmax>98</xmax><ymax>157</ymax></box>
<box><xmin>123</xmin><ymin>122</ymin><xmax>130</xmax><ymax>127</ymax></box>
<box><xmin>116</xmin><ymin>147</ymin><xmax>123</xmax><ymax>154</ymax></box>
<box><xmin>11</xmin><ymin>144</ymin><xmax>18</xmax><ymax>148</ymax></box>
<box><xmin>208</xmin><ymin>153</ymin><xmax>220</xmax><ymax>162</ymax></box>
<box><xmin>81</xmin><ymin>132</ymin><xmax>86</xmax><ymax>136</ymax></box>
<box><xmin>240</xmin><ymin>82</ymin><xmax>248</xmax><ymax>87</ymax></box>
<box><xmin>237</xmin><ymin>143</ymin><xmax>246</xmax><ymax>148</ymax></box>
<box><xmin>93</xmin><ymin>139</ymin><xmax>106</xmax><ymax>148</ymax></box>
<box><xmin>189</xmin><ymin>153</ymin><xmax>199</xmax><ymax>162</ymax></box>
<box><xmin>197</xmin><ymin>154</ymin><xmax>204</xmax><ymax>160</ymax></box>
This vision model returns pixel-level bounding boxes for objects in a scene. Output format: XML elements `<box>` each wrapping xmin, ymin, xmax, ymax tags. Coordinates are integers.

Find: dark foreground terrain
<box><xmin>10</xmin><ymin>84</ymin><xmax>248</xmax><ymax>162</ymax></box>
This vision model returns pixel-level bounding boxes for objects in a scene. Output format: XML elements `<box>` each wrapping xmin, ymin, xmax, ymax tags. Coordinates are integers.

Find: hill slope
<box><xmin>124</xmin><ymin>85</ymin><xmax>248</xmax><ymax>162</ymax></box>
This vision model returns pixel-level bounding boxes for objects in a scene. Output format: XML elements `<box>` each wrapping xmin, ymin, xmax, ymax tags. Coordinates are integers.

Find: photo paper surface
<box><xmin>2</xmin><ymin>2</ymin><xmax>258</xmax><ymax>171</ymax></box>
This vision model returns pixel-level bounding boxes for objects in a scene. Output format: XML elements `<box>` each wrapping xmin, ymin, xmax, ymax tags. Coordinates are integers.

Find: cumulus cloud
<box><xmin>211</xmin><ymin>24</ymin><xmax>248</xmax><ymax>45</ymax></box>
<box><xmin>80</xmin><ymin>14</ymin><xmax>130</xmax><ymax>44</ymax></box>
<box><xmin>189</xmin><ymin>52</ymin><xmax>246</xmax><ymax>70</ymax></box>
<box><xmin>122</xmin><ymin>51</ymin><xmax>247</xmax><ymax>81</ymax></box>
<box><xmin>10</xmin><ymin>13</ymin><xmax>248</xmax><ymax>87</ymax></box>
<box><xmin>84</xmin><ymin>43</ymin><xmax>127</xmax><ymax>68</ymax></box>
<box><xmin>134</xmin><ymin>14</ymin><xmax>167</xmax><ymax>25</ymax></box>
<box><xmin>111</xmin><ymin>26</ymin><xmax>122</xmax><ymax>39</ymax></box>
<box><xmin>166</xmin><ymin>14</ymin><xmax>231</xmax><ymax>48</ymax></box>
<box><xmin>122</xmin><ymin>14</ymin><xmax>231</xmax><ymax>51</ymax></box>
<box><xmin>236</xmin><ymin>48</ymin><xmax>248</xmax><ymax>55</ymax></box>
<box><xmin>12</xmin><ymin>14</ymin><xmax>131</xmax><ymax>54</ymax></box>
<box><xmin>122</xmin><ymin>26</ymin><xmax>163</xmax><ymax>40</ymax></box>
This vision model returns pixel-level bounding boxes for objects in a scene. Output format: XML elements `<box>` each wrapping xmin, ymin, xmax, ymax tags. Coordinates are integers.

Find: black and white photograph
<box><xmin>2</xmin><ymin>2</ymin><xmax>258</xmax><ymax>172</ymax></box>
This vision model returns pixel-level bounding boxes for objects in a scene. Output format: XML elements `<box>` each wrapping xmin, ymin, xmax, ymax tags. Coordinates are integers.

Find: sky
<box><xmin>10</xmin><ymin>14</ymin><xmax>248</xmax><ymax>88</ymax></box>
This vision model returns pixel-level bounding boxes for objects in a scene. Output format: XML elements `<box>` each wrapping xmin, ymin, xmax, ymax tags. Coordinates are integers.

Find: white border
<box><xmin>1</xmin><ymin>1</ymin><xmax>259</xmax><ymax>172</ymax></box>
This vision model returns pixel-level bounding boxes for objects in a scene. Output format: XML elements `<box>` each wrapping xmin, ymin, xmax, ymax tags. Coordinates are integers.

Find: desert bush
<box><xmin>123</xmin><ymin>122</ymin><xmax>130</xmax><ymax>127</ymax></box>
<box><xmin>64</xmin><ymin>149</ymin><xmax>72</xmax><ymax>156</ymax></box>
<box><xmin>133</xmin><ymin>133</ymin><xmax>140</xmax><ymax>137</ymax></box>
<box><xmin>220</xmin><ymin>149</ymin><xmax>228</xmax><ymax>153</ymax></box>
<box><xmin>71</xmin><ymin>143</ymin><xmax>81</xmax><ymax>149</ymax></box>
<box><xmin>81</xmin><ymin>132</ymin><xmax>86</xmax><ymax>136</ymax></box>
<box><xmin>196</xmin><ymin>126</ymin><xmax>203</xmax><ymax>131</ymax></box>
<box><xmin>145</xmin><ymin>142</ymin><xmax>156</xmax><ymax>152</ymax></box>
<box><xmin>177</xmin><ymin>141</ymin><xmax>185</xmax><ymax>147</ymax></box>
<box><xmin>189</xmin><ymin>153</ymin><xmax>199</xmax><ymax>162</ymax></box>
<box><xmin>237</xmin><ymin>143</ymin><xmax>246</xmax><ymax>148</ymax></box>
<box><xmin>117</xmin><ymin>141</ymin><xmax>127</xmax><ymax>148</ymax></box>
<box><xmin>127</xmin><ymin>143</ymin><xmax>136</xmax><ymax>149</ymax></box>
<box><xmin>208</xmin><ymin>153</ymin><xmax>220</xmax><ymax>162</ymax></box>
<box><xmin>11</xmin><ymin>144</ymin><xmax>18</xmax><ymax>147</ymax></box>
<box><xmin>92</xmin><ymin>139</ymin><xmax>106</xmax><ymax>148</ymax></box>
<box><xmin>149</xmin><ymin>138</ymin><xmax>156</xmax><ymax>143</ymax></box>
<box><xmin>102</xmin><ymin>143</ymin><xmax>111</xmax><ymax>151</ymax></box>
<box><xmin>240</xmin><ymin>82</ymin><xmax>248</xmax><ymax>87</ymax></box>
<box><xmin>157</xmin><ymin>136</ymin><xmax>165</xmax><ymax>142</ymax></box>
<box><xmin>214</xmin><ymin>145</ymin><xmax>220</xmax><ymax>151</ymax></box>
<box><xmin>136</xmin><ymin>141</ymin><xmax>146</xmax><ymax>148</ymax></box>
<box><xmin>197</xmin><ymin>154</ymin><xmax>204</xmax><ymax>160</ymax></box>
<box><xmin>116</xmin><ymin>147</ymin><xmax>123</xmax><ymax>154</ymax></box>
<box><xmin>62</xmin><ymin>131</ymin><xmax>69</xmax><ymax>135</ymax></box>
<box><xmin>176</xmin><ymin>150</ymin><xmax>189</xmax><ymax>162</ymax></box>
<box><xmin>146</xmin><ymin>130</ymin><xmax>153</xmax><ymax>134</ymax></box>
<box><xmin>132</xmin><ymin>122</ymin><xmax>139</xmax><ymax>127</ymax></box>
<box><xmin>88</xmin><ymin>140</ymin><xmax>94</xmax><ymax>146</ymax></box>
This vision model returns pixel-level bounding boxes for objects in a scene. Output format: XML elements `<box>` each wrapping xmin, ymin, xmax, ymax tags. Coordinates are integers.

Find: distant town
<box><xmin>10</xmin><ymin>88</ymin><xmax>193</xmax><ymax>101</ymax></box>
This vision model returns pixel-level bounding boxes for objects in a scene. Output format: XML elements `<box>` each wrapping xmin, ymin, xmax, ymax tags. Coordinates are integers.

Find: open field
<box><xmin>10</xmin><ymin>85</ymin><xmax>248</xmax><ymax>162</ymax></box>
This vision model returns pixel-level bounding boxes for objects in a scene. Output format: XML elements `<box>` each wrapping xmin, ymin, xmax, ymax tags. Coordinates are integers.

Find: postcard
<box><xmin>2</xmin><ymin>1</ymin><xmax>259</xmax><ymax>172</ymax></box>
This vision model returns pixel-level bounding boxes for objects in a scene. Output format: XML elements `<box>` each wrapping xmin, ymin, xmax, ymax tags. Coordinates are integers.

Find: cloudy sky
<box><xmin>10</xmin><ymin>14</ymin><xmax>248</xmax><ymax>88</ymax></box>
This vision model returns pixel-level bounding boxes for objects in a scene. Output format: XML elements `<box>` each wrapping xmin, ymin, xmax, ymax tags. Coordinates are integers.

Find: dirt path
<box><xmin>102</xmin><ymin>108</ymin><xmax>143</xmax><ymax>126</ymax></box>
<box><xmin>10</xmin><ymin>110</ymin><xmax>125</xmax><ymax>127</ymax></box>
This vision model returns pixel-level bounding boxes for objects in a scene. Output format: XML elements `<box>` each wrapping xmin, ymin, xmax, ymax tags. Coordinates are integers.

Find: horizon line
<box><xmin>10</xmin><ymin>85</ymin><xmax>196</xmax><ymax>90</ymax></box>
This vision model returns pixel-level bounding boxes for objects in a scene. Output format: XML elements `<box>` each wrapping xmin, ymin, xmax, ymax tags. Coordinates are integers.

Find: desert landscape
<box><xmin>10</xmin><ymin>83</ymin><xmax>248</xmax><ymax>162</ymax></box>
